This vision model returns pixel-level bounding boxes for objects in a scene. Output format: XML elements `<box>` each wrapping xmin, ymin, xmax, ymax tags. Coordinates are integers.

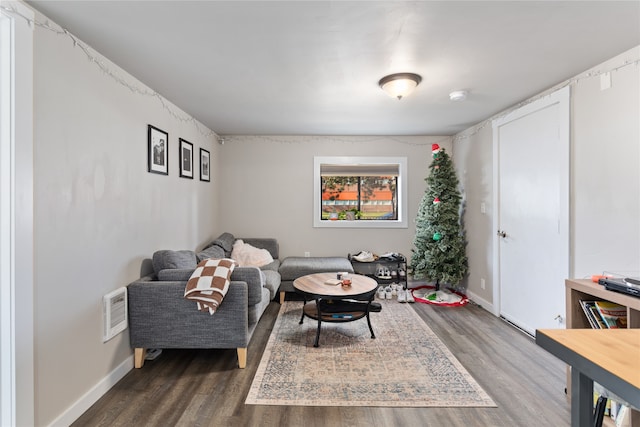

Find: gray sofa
<box><xmin>127</xmin><ymin>233</ymin><xmax>280</xmax><ymax>369</ymax></box>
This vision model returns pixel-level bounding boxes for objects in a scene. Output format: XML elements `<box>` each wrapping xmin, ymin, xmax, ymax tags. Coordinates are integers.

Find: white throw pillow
<box><xmin>231</xmin><ymin>239</ymin><xmax>274</xmax><ymax>267</ymax></box>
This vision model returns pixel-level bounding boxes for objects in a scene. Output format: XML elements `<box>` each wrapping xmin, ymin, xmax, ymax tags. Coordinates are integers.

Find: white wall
<box><xmin>218</xmin><ymin>135</ymin><xmax>451</xmax><ymax>260</ymax></box>
<box><xmin>451</xmin><ymin>125</ymin><xmax>494</xmax><ymax>303</ymax></box>
<box><xmin>454</xmin><ymin>46</ymin><xmax>640</xmax><ymax>307</ymax></box>
<box><xmin>32</xmin><ymin>10</ymin><xmax>220</xmax><ymax>425</ymax></box>
<box><xmin>571</xmin><ymin>47</ymin><xmax>640</xmax><ymax>277</ymax></box>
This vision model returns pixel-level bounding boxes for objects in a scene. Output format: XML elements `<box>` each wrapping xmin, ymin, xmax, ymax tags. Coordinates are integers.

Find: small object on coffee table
<box><xmin>342</xmin><ymin>273</ymin><xmax>352</xmax><ymax>286</ymax></box>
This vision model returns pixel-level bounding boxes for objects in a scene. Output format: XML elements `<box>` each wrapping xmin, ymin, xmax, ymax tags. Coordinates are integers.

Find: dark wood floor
<box><xmin>72</xmin><ymin>300</ymin><xmax>570</xmax><ymax>427</ymax></box>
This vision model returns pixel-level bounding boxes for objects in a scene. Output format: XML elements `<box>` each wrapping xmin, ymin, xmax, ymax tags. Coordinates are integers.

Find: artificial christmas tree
<box><xmin>410</xmin><ymin>144</ymin><xmax>468</xmax><ymax>299</ymax></box>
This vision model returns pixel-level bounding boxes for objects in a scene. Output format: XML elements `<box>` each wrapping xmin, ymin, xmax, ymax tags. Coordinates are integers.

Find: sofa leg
<box><xmin>280</xmin><ymin>291</ymin><xmax>285</xmax><ymax>304</ymax></box>
<box><xmin>134</xmin><ymin>348</ymin><xmax>146</xmax><ymax>368</ymax></box>
<box><xmin>237</xmin><ymin>348</ymin><xmax>247</xmax><ymax>369</ymax></box>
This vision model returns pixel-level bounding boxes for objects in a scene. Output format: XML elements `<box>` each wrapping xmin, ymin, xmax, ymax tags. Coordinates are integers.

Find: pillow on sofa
<box><xmin>231</xmin><ymin>239</ymin><xmax>274</xmax><ymax>268</ymax></box>
<box><xmin>197</xmin><ymin>244</ymin><xmax>226</xmax><ymax>262</ymax></box>
<box><xmin>210</xmin><ymin>232</ymin><xmax>235</xmax><ymax>256</ymax></box>
<box><xmin>152</xmin><ymin>250</ymin><xmax>197</xmax><ymax>274</ymax></box>
<box><xmin>184</xmin><ymin>258</ymin><xmax>237</xmax><ymax>314</ymax></box>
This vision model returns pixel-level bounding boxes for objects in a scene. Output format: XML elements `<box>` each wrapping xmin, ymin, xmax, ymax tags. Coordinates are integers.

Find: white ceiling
<box><xmin>26</xmin><ymin>1</ymin><xmax>640</xmax><ymax>136</ymax></box>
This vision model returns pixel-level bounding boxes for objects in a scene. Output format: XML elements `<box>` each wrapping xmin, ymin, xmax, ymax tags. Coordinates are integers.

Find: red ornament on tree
<box><xmin>433</xmin><ymin>197</ymin><xmax>441</xmax><ymax>204</ymax></box>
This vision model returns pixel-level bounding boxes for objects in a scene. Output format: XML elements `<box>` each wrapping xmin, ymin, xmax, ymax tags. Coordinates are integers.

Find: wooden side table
<box><xmin>564</xmin><ymin>278</ymin><xmax>640</xmax><ymax>425</ymax></box>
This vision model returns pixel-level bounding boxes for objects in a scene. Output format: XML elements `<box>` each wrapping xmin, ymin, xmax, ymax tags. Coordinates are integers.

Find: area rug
<box><xmin>245</xmin><ymin>300</ymin><xmax>495</xmax><ymax>407</ymax></box>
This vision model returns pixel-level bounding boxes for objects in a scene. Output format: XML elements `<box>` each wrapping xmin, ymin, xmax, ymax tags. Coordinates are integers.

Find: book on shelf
<box><xmin>593</xmin><ymin>301</ymin><xmax>627</xmax><ymax>328</ymax></box>
<box><xmin>615</xmin><ymin>404</ymin><xmax>630</xmax><ymax>427</ymax></box>
<box><xmin>579</xmin><ymin>300</ymin><xmax>605</xmax><ymax>329</ymax></box>
<box><xmin>579</xmin><ymin>300</ymin><xmax>627</xmax><ymax>329</ymax></box>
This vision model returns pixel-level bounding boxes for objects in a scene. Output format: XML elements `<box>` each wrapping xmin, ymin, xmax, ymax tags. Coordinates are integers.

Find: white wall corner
<box><xmin>467</xmin><ymin>291</ymin><xmax>495</xmax><ymax>316</ymax></box>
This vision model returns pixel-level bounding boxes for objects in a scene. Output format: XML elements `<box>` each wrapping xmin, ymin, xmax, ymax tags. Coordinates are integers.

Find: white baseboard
<box><xmin>466</xmin><ymin>290</ymin><xmax>495</xmax><ymax>316</ymax></box>
<box><xmin>48</xmin><ymin>355</ymin><xmax>133</xmax><ymax>427</ymax></box>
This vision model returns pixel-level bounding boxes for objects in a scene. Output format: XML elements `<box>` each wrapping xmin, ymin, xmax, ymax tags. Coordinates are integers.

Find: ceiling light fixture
<box><xmin>449</xmin><ymin>90</ymin><xmax>468</xmax><ymax>101</ymax></box>
<box><xmin>378</xmin><ymin>73</ymin><xmax>422</xmax><ymax>100</ymax></box>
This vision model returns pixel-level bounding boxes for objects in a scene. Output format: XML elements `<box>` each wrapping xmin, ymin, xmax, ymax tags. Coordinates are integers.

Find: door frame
<box><xmin>491</xmin><ymin>86</ymin><xmax>570</xmax><ymax>319</ymax></box>
<box><xmin>1</xmin><ymin>3</ymin><xmax>34</xmax><ymax>425</ymax></box>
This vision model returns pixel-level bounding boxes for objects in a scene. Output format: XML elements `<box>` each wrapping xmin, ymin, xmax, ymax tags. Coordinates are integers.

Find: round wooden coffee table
<box><xmin>293</xmin><ymin>272</ymin><xmax>378</xmax><ymax>347</ymax></box>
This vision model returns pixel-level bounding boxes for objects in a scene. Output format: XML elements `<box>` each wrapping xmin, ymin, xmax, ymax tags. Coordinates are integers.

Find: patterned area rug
<box><xmin>245</xmin><ymin>300</ymin><xmax>496</xmax><ymax>407</ymax></box>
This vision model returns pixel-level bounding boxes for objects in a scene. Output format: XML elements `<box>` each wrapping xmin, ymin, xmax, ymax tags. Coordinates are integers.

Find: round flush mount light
<box><xmin>449</xmin><ymin>90</ymin><xmax>468</xmax><ymax>101</ymax></box>
<box><xmin>378</xmin><ymin>73</ymin><xmax>422</xmax><ymax>100</ymax></box>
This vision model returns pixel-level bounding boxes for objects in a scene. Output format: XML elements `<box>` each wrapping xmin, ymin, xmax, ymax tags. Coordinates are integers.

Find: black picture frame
<box><xmin>200</xmin><ymin>148</ymin><xmax>210</xmax><ymax>182</ymax></box>
<box><xmin>179</xmin><ymin>138</ymin><xmax>194</xmax><ymax>179</ymax></box>
<box><xmin>148</xmin><ymin>125</ymin><xmax>168</xmax><ymax>175</ymax></box>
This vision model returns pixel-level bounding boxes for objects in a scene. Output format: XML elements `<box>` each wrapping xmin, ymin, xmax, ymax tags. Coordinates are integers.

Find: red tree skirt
<box><xmin>410</xmin><ymin>285</ymin><xmax>469</xmax><ymax>307</ymax></box>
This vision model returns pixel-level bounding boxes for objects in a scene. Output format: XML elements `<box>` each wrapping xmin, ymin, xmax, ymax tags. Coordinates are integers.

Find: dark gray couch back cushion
<box><xmin>210</xmin><ymin>232</ymin><xmax>235</xmax><ymax>257</ymax></box>
<box><xmin>152</xmin><ymin>250</ymin><xmax>197</xmax><ymax>274</ymax></box>
<box><xmin>197</xmin><ymin>244</ymin><xmax>226</xmax><ymax>262</ymax></box>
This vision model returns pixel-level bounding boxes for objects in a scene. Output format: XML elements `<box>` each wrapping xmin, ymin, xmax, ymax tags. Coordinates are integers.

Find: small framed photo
<box><xmin>148</xmin><ymin>125</ymin><xmax>168</xmax><ymax>175</ymax></box>
<box><xmin>200</xmin><ymin>148</ymin><xmax>210</xmax><ymax>182</ymax></box>
<box><xmin>179</xmin><ymin>138</ymin><xmax>194</xmax><ymax>179</ymax></box>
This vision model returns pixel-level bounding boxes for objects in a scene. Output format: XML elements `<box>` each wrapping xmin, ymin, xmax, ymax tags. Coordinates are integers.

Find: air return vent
<box><xmin>103</xmin><ymin>287</ymin><xmax>127</xmax><ymax>342</ymax></box>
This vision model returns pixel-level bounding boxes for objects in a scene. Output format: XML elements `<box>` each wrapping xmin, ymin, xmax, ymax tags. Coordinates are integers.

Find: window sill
<box><xmin>313</xmin><ymin>219</ymin><xmax>408</xmax><ymax>229</ymax></box>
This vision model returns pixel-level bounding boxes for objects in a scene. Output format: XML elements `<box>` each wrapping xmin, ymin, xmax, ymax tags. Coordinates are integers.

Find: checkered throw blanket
<box><xmin>184</xmin><ymin>258</ymin><xmax>237</xmax><ymax>314</ymax></box>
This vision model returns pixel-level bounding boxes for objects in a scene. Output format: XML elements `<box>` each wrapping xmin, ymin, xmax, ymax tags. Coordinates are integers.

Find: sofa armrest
<box><xmin>241</xmin><ymin>238</ymin><xmax>279</xmax><ymax>260</ymax></box>
<box><xmin>127</xmin><ymin>279</ymin><xmax>249</xmax><ymax>349</ymax></box>
<box><xmin>231</xmin><ymin>267</ymin><xmax>264</xmax><ymax>306</ymax></box>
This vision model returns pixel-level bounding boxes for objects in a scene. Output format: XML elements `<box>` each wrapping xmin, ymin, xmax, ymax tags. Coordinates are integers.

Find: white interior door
<box><xmin>493</xmin><ymin>87</ymin><xmax>570</xmax><ymax>336</ymax></box>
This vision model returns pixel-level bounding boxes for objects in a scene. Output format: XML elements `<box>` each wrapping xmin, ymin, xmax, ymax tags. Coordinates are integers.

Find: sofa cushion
<box><xmin>211</xmin><ymin>232</ymin><xmax>235</xmax><ymax>256</ymax></box>
<box><xmin>230</xmin><ymin>267</ymin><xmax>265</xmax><ymax>306</ymax></box>
<box><xmin>197</xmin><ymin>244</ymin><xmax>226</xmax><ymax>262</ymax></box>
<box><xmin>184</xmin><ymin>258</ymin><xmax>236</xmax><ymax>314</ymax></box>
<box><xmin>231</xmin><ymin>239</ymin><xmax>274</xmax><ymax>267</ymax></box>
<box><xmin>260</xmin><ymin>259</ymin><xmax>280</xmax><ymax>276</ymax></box>
<box><xmin>260</xmin><ymin>259</ymin><xmax>280</xmax><ymax>272</ymax></box>
<box><xmin>152</xmin><ymin>250</ymin><xmax>197</xmax><ymax>274</ymax></box>
<box><xmin>278</xmin><ymin>257</ymin><xmax>354</xmax><ymax>281</ymax></box>
<box><xmin>261</xmin><ymin>270</ymin><xmax>281</xmax><ymax>299</ymax></box>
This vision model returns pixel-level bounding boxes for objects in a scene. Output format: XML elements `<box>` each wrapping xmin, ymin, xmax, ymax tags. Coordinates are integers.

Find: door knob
<box><xmin>497</xmin><ymin>230</ymin><xmax>507</xmax><ymax>238</ymax></box>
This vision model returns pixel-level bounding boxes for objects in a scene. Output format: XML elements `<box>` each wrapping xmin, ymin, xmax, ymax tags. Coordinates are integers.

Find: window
<box><xmin>313</xmin><ymin>157</ymin><xmax>408</xmax><ymax>228</ymax></box>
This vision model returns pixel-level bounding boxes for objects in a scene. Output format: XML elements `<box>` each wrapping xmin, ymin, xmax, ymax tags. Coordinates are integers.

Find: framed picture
<box><xmin>148</xmin><ymin>125</ymin><xmax>168</xmax><ymax>175</ymax></box>
<box><xmin>179</xmin><ymin>138</ymin><xmax>194</xmax><ymax>179</ymax></box>
<box><xmin>200</xmin><ymin>148</ymin><xmax>210</xmax><ymax>182</ymax></box>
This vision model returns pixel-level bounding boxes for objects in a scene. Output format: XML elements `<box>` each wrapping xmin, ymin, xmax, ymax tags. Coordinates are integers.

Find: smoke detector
<box><xmin>449</xmin><ymin>90</ymin><xmax>468</xmax><ymax>101</ymax></box>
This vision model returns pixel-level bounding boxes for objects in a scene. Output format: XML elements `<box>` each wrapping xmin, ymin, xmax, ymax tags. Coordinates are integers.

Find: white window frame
<box><xmin>313</xmin><ymin>156</ymin><xmax>408</xmax><ymax>228</ymax></box>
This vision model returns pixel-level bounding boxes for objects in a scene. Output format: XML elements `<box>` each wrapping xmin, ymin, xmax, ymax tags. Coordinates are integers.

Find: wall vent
<box><xmin>103</xmin><ymin>287</ymin><xmax>127</xmax><ymax>342</ymax></box>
